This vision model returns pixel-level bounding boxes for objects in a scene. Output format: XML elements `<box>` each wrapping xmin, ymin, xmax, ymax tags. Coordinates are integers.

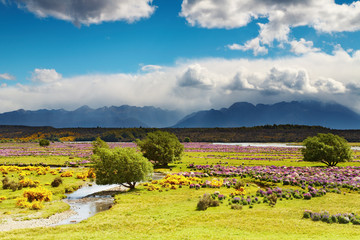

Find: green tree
<box><xmin>92</xmin><ymin>146</ymin><xmax>153</xmax><ymax>189</ymax></box>
<box><xmin>184</xmin><ymin>137</ymin><xmax>191</xmax><ymax>143</ymax></box>
<box><xmin>92</xmin><ymin>137</ymin><xmax>110</xmax><ymax>155</ymax></box>
<box><xmin>302</xmin><ymin>133</ymin><xmax>352</xmax><ymax>167</ymax></box>
<box><xmin>39</xmin><ymin>139</ymin><xmax>50</xmax><ymax>147</ymax></box>
<box><xmin>136</xmin><ymin>130</ymin><xmax>184</xmax><ymax>167</ymax></box>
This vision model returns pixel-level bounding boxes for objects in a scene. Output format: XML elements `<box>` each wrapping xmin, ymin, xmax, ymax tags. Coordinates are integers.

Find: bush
<box><xmin>268</xmin><ymin>193</ymin><xmax>277</xmax><ymax>206</ymax></box>
<box><xmin>51</xmin><ymin>177</ymin><xmax>63</xmax><ymax>187</ymax></box>
<box><xmin>231</xmin><ymin>204</ymin><xmax>243</xmax><ymax>210</ymax></box>
<box><xmin>2</xmin><ymin>177</ymin><xmax>9</xmax><ymax>189</ymax></box>
<box><xmin>303</xmin><ymin>210</ymin><xmax>312</xmax><ymax>219</ymax></box>
<box><xmin>302</xmin><ymin>133</ymin><xmax>352</xmax><ymax>167</ymax></box>
<box><xmin>234</xmin><ymin>181</ymin><xmax>245</xmax><ymax>190</ymax></box>
<box><xmin>197</xmin><ymin>193</ymin><xmax>220</xmax><ymax>211</ymax></box>
<box><xmin>338</xmin><ymin>215</ymin><xmax>350</xmax><ymax>224</ymax></box>
<box><xmin>311</xmin><ymin>212</ymin><xmax>321</xmax><ymax>221</ymax></box>
<box><xmin>23</xmin><ymin>187</ymin><xmax>52</xmax><ymax>202</ymax></box>
<box><xmin>39</xmin><ymin>139</ymin><xmax>50</xmax><ymax>147</ymax></box>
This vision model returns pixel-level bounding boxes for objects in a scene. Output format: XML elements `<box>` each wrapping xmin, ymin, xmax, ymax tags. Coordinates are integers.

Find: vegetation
<box><xmin>3</xmin><ymin>125</ymin><xmax>360</xmax><ymax>143</ymax></box>
<box><xmin>39</xmin><ymin>139</ymin><xmax>50</xmax><ymax>147</ymax></box>
<box><xmin>302</xmin><ymin>133</ymin><xmax>352</xmax><ymax>166</ymax></box>
<box><xmin>92</xmin><ymin>137</ymin><xmax>110</xmax><ymax>155</ymax></box>
<box><xmin>136</xmin><ymin>130</ymin><xmax>184</xmax><ymax>166</ymax></box>
<box><xmin>1</xmin><ymin>139</ymin><xmax>360</xmax><ymax>239</ymax></box>
<box><xmin>91</xmin><ymin>143</ymin><xmax>153</xmax><ymax>189</ymax></box>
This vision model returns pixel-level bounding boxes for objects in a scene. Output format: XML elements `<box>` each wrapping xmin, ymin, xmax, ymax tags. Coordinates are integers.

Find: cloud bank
<box><xmin>6</xmin><ymin>0</ymin><xmax>155</xmax><ymax>26</ymax></box>
<box><xmin>181</xmin><ymin>0</ymin><xmax>360</xmax><ymax>54</ymax></box>
<box><xmin>0</xmin><ymin>47</ymin><xmax>359</xmax><ymax>114</ymax></box>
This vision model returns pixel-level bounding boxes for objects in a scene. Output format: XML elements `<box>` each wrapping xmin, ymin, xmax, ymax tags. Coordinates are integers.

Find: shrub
<box><xmin>23</xmin><ymin>187</ymin><xmax>52</xmax><ymax>202</ymax></box>
<box><xmin>268</xmin><ymin>193</ymin><xmax>277</xmax><ymax>207</ymax></box>
<box><xmin>338</xmin><ymin>215</ymin><xmax>350</xmax><ymax>224</ymax></box>
<box><xmin>51</xmin><ymin>177</ymin><xmax>63</xmax><ymax>187</ymax></box>
<box><xmin>2</xmin><ymin>177</ymin><xmax>10</xmax><ymax>189</ymax></box>
<box><xmin>10</xmin><ymin>181</ymin><xmax>22</xmax><ymax>191</ymax></box>
<box><xmin>39</xmin><ymin>139</ymin><xmax>50</xmax><ymax>147</ymax></box>
<box><xmin>197</xmin><ymin>193</ymin><xmax>220</xmax><ymax>211</ymax></box>
<box><xmin>234</xmin><ymin>181</ymin><xmax>245</xmax><ymax>190</ymax></box>
<box><xmin>231</xmin><ymin>204</ymin><xmax>243</xmax><ymax>210</ymax></box>
<box><xmin>303</xmin><ymin>210</ymin><xmax>312</xmax><ymax>219</ymax></box>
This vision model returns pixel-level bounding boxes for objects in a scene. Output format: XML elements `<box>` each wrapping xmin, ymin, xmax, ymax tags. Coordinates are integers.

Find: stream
<box><xmin>53</xmin><ymin>172</ymin><xmax>165</xmax><ymax>226</ymax></box>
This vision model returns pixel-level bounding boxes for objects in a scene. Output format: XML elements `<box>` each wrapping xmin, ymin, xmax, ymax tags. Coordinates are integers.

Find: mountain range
<box><xmin>0</xmin><ymin>101</ymin><xmax>359</xmax><ymax>129</ymax></box>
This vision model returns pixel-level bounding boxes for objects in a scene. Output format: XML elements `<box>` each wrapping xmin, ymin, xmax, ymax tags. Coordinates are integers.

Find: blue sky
<box><xmin>0</xmin><ymin>0</ymin><xmax>359</xmax><ymax>114</ymax></box>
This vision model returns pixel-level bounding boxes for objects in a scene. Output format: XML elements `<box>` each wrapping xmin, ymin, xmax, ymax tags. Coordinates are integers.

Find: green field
<box><xmin>0</xmin><ymin>142</ymin><xmax>359</xmax><ymax>239</ymax></box>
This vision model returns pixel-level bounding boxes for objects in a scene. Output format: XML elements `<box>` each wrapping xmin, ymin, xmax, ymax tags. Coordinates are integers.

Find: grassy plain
<box><xmin>0</xmin><ymin>167</ymin><xmax>90</xmax><ymax>221</ymax></box>
<box><xmin>0</xmin><ymin>142</ymin><xmax>359</xmax><ymax>239</ymax></box>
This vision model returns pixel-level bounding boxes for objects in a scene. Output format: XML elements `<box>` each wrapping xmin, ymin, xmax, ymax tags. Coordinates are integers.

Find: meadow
<box><xmin>0</xmin><ymin>142</ymin><xmax>359</xmax><ymax>239</ymax></box>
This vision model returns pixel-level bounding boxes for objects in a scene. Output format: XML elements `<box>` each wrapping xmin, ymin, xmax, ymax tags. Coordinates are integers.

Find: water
<box><xmin>55</xmin><ymin>197</ymin><xmax>114</xmax><ymax>225</ymax></box>
<box><xmin>213</xmin><ymin>142</ymin><xmax>360</xmax><ymax>150</ymax></box>
<box><xmin>212</xmin><ymin>142</ymin><xmax>302</xmax><ymax>148</ymax></box>
<box><xmin>53</xmin><ymin>172</ymin><xmax>165</xmax><ymax>226</ymax></box>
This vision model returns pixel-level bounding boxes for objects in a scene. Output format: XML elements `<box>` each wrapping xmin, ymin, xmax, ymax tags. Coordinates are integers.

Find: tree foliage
<box><xmin>39</xmin><ymin>139</ymin><xmax>50</xmax><ymax>147</ymax></box>
<box><xmin>302</xmin><ymin>133</ymin><xmax>352</xmax><ymax>167</ymax></box>
<box><xmin>136</xmin><ymin>130</ymin><xmax>184</xmax><ymax>166</ymax></box>
<box><xmin>91</xmin><ymin>144</ymin><xmax>153</xmax><ymax>189</ymax></box>
<box><xmin>92</xmin><ymin>137</ymin><xmax>110</xmax><ymax>155</ymax></box>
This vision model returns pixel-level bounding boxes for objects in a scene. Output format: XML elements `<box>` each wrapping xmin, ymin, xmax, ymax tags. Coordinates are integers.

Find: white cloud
<box><xmin>225</xmin><ymin>72</ymin><xmax>256</xmax><ymax>91</ymax></box>
<box><xmin>260</xmin><ymin>67</ymin><xmax>317</xmax><ymax>94</ymax></box>
<box><xmin>31</xmin><ymin>68</ymin><xmax>62</xmax><ymax>83</ymax></box>
<box><xmin>0</xmin><ymin>47</ymin><xmax>359</xmax><ymax>113</ymax></box>
<box><xmin>181</xmin><ymin>0</ymin><xmax>360</xmax><ymax>54</ymax></box>
<box><xmin>228</xmin><ymin>38</ymin><xmax>268</xmax><ymax>56</ymax></box>
<box><xmin>0</xmin><ymin>73</ymin><xmax>15</xmax><ymax>80</ymax></box>
<box><xmin>10</xmin><ymin>0</ymin><xmax>155</xmax><ymax>26</ymax></box>
<box><xmin>141</xmin><ymin>65</ymin><xmax>162</xmax><ymax>72</ymax></box>
<box><xmin>290</xmin><ymin>38</ymin><xmax>320</xmax><ymax>55</ymax></box>
<box><xmin>314</xmin><ymin>78</ymin><xmax>347</xmax><ymax>94</ymax></box>
<box><xmin>177</xmin><ymin>64</ymin><xmax>215</xmax><ymax>89</ymax></box>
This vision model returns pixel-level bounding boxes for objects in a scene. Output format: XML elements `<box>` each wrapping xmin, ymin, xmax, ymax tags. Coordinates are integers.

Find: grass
<box><xmin>0</xmin><ymin>186</ymin><xmax>359</xmax><ymax>239</ymax></box>
<box><xmin>0</xmin><ymin>167</ymin><xmax>91</xmax><ymax>220</ymax></box>
<box><xmin>0</xmin><ymin>142</ymin><xmax>359</xmax><ymax>239</ymax></box>
<box><xmin>0</xmin><ymin>156</ymin><xmax>84</xmax><ymax>166</ymax></box>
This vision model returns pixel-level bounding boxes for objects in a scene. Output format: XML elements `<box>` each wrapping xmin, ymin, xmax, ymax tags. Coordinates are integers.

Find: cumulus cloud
<box><xmin>225</xmin><ymin>72</ymin><xmax>256</xmax><ymax>91</ymax></box>
<box><xmin>31</xmin><ymin>68</ymin><xmax>62</xmax><ymax>83</ymax></box>
<box><xmin>8</xmin><ymin>0</ymin><xmax>155</xmax><ymax>26</ymax></box>
<box><xmin>290</xmin><ymin>38</ymin><xmax>321</xmax><ymax>55</ymax></box>
<box><xmin>314</xmin><ymin>78</ymin><xmax>347</xmax><ymax>94</ymax></box>
<box><xmin>177</xmin><ymin>64</ymin><xmax>215</xmax><ymax>89</ymax></box>
<box><xmin>260</xmin><ymin>67</ymin><xmax>317</xmax><ymax>94</ymax></box>
<box><xmin>0</xmin><ymin>47</ymin><xmax>359</xmax><ymax>113</ymax></box>
<box><xmin>228</xmin><ymin>38</ymin><xmax>268</xmax><ymax>56</ymax></box>
<box><xmin>0</xmin><ymin>73</ymin><xmax>15</xmax><ymax>80</ymax></box>
<box><xmin>181</xmin><ymin>0</ymin><xmax>360</xmax><ymax>54</ymax></box>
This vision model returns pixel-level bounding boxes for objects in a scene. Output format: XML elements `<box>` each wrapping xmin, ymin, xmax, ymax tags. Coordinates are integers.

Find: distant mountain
<box><xmin>0</xmin><ymin>101</ymin><xmax>359</xmax><ymax>129</ymax></box>
<box><xmin>0</xmin><ymin>105</ymin><xmax>183</xmax><ymax>128</ymax></box>
<box><xmin>173</xmin><ymin>101</ymin><xmax>360</xmax><ymax>129</ymax></box>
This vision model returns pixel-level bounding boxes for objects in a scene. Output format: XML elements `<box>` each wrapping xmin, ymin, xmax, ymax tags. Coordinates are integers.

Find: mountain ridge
<box><xmin>0</xmin><ymin>101</ymin><xmax>358</xmax><ymax>129</ymax></box>
<box><xmin>173</xmin><ymin>101</ymin><xmax>360</xmax><ymax>129</ymax></box>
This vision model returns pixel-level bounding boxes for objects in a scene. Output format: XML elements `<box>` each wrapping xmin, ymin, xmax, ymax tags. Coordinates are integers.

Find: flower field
<box><xmin>0</xmin><ymin>141</ymin><xmax>360</xmax><ymax>239</ymax></box>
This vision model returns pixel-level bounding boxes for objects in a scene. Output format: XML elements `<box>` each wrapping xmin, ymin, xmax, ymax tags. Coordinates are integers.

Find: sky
<box><xmin>0</xmin><ymin>0</ymin><xmax>359</xmax><ymax>114</ymax></box>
